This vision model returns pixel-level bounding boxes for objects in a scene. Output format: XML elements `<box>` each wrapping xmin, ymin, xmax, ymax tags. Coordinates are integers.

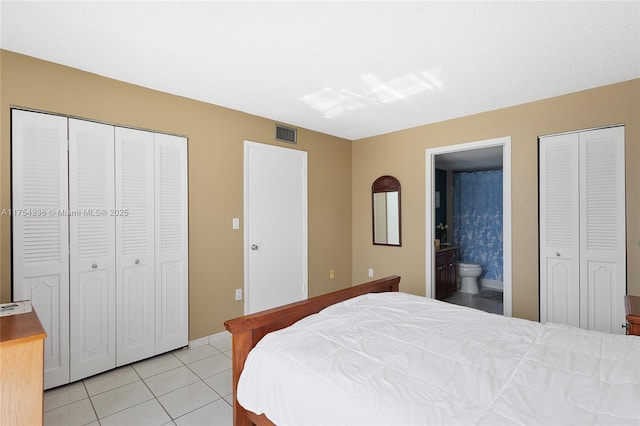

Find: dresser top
<box><xmin>0</xmin><ymin>310</ymin><xmax>46</xmax><ymax>346</ymax></box>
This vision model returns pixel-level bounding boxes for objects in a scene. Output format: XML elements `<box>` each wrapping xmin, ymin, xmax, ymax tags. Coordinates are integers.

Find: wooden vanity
<box><xmin>0</xmin><ymin>308</ymin><xmax>46</xmax><ymax>426</ymax></box>
<box><xmin>435</xmin><ymin>246</ymin><xmax>459</xmax><ymax>300</ymax></box>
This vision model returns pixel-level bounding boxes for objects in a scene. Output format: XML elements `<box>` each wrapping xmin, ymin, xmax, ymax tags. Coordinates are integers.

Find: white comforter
<box><xmin>237</xmin><ymin>292</ymin><xmax>640</xmax><ymax>425</ymax></box>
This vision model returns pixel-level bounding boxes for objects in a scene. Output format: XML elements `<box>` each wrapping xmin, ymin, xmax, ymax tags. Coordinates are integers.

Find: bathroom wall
<box><xmin>453</xmin><ymin>170</ymin><xmax>503</xmax><ymax>283</ymax></box>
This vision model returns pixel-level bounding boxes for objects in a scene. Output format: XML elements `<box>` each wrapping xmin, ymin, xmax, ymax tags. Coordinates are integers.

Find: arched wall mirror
<box><xmin>372</xmin><ymin>175</ymin><xmax>401</xmax><ymax>246</ymax></box>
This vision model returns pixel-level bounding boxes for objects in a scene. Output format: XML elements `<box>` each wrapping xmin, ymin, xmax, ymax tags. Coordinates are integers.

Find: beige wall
<box><xmin>352</xmin><ymin>79</ymin><xmax>640</xmax><ymax>321</ymax></box>
<box><xmin>0</xmin><ymin>50</ymin><xmax>353</xmax><ymax>339</ymax></box>
<box><xmin>3</xmin><ymin>50</ymin><xmax>637</xmax><ymax>335</ymax></box>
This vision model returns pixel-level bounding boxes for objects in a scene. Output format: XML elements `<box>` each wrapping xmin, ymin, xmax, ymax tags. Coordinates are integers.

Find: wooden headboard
<box><xmin>224</xmin><ymin>275</ymin><xmax>401</xmax><ymax>426</ymax></box>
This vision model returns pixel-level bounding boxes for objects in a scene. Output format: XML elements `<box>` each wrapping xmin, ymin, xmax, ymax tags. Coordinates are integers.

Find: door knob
<box><xmin>556</xmin><ymin>252</ymin><xmax>560</xmax><ymax>257</ymax></box>
<box><xmin>92</xmin><ymin>263</ymin><xmax>98</xmax><ymax>269</ymax></box>
<box><xmin>135</xmin><ymin>259</ymin><xmax>140</xmax><ymax>265</ymax></box>
<box><xmin>251</xmin><ymin>244</ymin><xmax>259</xmax><ymax>251</ymax></box>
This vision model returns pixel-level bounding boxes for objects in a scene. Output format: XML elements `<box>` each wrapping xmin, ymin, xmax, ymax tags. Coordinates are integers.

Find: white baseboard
<box><xmin>188</xmin><ymin>336</ymin><xmax>209</xmax><ymax>349</ymax></box>
<box><xmin>188</xmin><ymin>330</ymin><xmax>231</xmax><ymax>349</ymax></box>
<box><xmin>480</xmin><ymin>278</ymin><xmax>503</xmax><ymax>292</ymax></box>
<box><xmin>208</xmin><ymin>330</ymin><xmax>232</xmax><ymax>344</ymax></box>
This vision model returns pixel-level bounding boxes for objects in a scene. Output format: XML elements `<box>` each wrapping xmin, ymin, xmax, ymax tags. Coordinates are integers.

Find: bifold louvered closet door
<box><xmin>539</xmin><ymin>126</ymin><xmax>626</xmax><ymax>334</ymax></box>
<box><xmin>12</xmin><ymin>109</ymin><xmax>188</xmax><ymax>389</ymax></box>
<box><xmin>68</xmin><ymin>118</ymin><xmax>117</xmax><ymax>381</ymax></box>
<box><xmin>11</xmin><ymin>110</ymin><xmax>70</xmax><ymax>389</ymax></box>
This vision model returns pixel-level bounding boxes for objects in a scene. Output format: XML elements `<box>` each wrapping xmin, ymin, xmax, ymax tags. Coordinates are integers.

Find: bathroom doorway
<box><xmin>426</xmin><ymin>137</ymin><xmax>512</xmax><ymax>316</ymax></box>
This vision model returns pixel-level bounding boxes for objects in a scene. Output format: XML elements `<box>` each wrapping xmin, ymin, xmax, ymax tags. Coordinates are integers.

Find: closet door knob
<box><xmin>135</xmin><ymin>259</ymin><xmax>140</xmax><ymax>265</ymax></box>
<box><xmin>92</xmin><ymin>263</ymin><xmax>98</xmax><ymax>269</ymax></box>
<box><xmin>556</xmin><ymin>252</ymin><xmax>560</xmax><ymax>257</ymax></box>
<box><xmin>251</xmin><ymin>244</ymin><xmax>259</xmax><ymax>251</ymax></box>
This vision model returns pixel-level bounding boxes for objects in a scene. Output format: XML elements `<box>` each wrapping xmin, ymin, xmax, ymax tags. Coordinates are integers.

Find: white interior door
<box><xmin>115</xmin><ymin>127</ymin><xmax>156</xmax><ymax>365</ymax></box>
<box><xmin>154</xmin><ymin>133</ymin><xmax>189</xmax><ymax>353</ymax></box>
<box><xmin>579</xmin><ymin>126</ymin><xmax>626</xmax><ymax>333</ymax></box>
<box><xmin>244</xmin><ymin>141</ymin><xmax>308</xmax><ymax>314</ymax></box>
<box><xmin>11</xmin><ymin>109</ymin><xmax>70</xmax><ymax>389</ymax></box>
<box><xmin>69</xmin><ymin>118</ymin><xmax>116</xmax><ymax>381</ymax></box>
<box><xmin>539</xmin><ymin>132</ymin><xmax>580</xmax><ymax>327</ymax></box>
<box><xmin>539</xmin><ymin>126</ymin><xmax>626</xmax><ymax>334</ymax></box>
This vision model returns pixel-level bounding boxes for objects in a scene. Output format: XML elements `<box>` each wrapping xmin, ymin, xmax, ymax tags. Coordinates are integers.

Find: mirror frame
<box><xmin>372</xmin><ymin>175</ymin><xmax>402</xmax><ymax>247</ymax></box>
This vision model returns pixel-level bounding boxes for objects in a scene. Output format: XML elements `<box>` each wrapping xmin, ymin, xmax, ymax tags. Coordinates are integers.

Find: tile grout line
<box><xmin>107</xmin><ymin>346</ymin><xmax>231</xmax><ymax>422</ymax></box>
<box><xmin>137</xmin><ymin>358</ymin><xmax>174</xmax><ymax>424</ymax></box>
<box><xmin>152</xmin><ymin>344</ymin><xmax>234</xmax><ymax>421</ymax></box>
<box><xmin>81</xmin><ymin>380</ymin><xmax>99</xmax><ymax>425</ymax></box>
<box><xmin>44</xmin><ymin>341</ymin><xmax>234</xmax><ymax>425</ymax></box>
<box><xmin>90</xmin><ymin>364</ymin><xmax>154</xmax><ymax>422</ymax></box>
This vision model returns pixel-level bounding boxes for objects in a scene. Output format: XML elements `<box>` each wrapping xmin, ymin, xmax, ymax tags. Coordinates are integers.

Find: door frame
<box><xmin>243</xmin><ymin>141</ymin><xmax>308</xmax><ymax>314</ymax></box>
<box><xmin>425</xmin><ymin>136</ymin><xmax>512</xmax><ymax>316</ymax></box>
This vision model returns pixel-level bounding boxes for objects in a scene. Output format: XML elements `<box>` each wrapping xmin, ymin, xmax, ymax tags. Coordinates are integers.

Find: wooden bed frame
<box><xmin>224</xmin><ymin>275</ymin><xmax>401</xmax><ymax>426</ymax></box>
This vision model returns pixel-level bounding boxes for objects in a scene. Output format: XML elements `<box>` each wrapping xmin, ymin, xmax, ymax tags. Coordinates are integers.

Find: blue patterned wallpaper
<box><xmin>453</xmin><ymin>170</ymin><xmax>503</xmax><ymax>281</ymax></box>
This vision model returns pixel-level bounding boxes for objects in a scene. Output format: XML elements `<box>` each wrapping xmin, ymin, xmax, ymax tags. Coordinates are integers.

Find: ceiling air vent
<box><xmin>275</xmin><ymin>124</ymin><xmax>297</xmax><ymax>144</ymax></box>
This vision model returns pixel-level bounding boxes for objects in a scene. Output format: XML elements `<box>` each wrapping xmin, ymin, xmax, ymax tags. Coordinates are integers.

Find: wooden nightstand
<box><xmin>625</xmin><ymin>295</ymin><xmax>640</xmax><ymax>336</ymax></box>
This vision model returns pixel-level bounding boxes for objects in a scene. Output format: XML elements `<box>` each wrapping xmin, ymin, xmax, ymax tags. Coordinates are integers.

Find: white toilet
<box><xmin>457</xmin><ymin>262</ymin><xmax>482</xmax><ymax>294</ymax></box>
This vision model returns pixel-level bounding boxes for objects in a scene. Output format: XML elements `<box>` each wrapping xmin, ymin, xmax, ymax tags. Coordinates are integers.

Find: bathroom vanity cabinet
<box><xmin>435</xmin><ymin>247</ymin><xmax>458</xmax><ymax>300</ymax></box>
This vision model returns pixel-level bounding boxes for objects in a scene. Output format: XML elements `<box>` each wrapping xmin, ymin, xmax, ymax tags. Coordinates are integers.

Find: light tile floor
<box><xmin>44</xmin><ymin>337</ymin><xmax>233</xmax><ymax>426</ymax></box>
<box><xmin>444</xmin><ymin>289</ymin><xmax>503</xmax><ymax>315</ymax></box>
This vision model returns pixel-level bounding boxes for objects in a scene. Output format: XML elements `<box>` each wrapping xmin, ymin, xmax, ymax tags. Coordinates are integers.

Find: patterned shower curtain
<box><xmin>453</xmin><ymin>170</ymin><xmax>503</xmax><ymax>281</ymax></box>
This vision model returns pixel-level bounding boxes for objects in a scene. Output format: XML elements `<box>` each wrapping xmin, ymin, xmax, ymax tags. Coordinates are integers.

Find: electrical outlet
<box><xmin>368</xmin><ymin>268</ymin><xmax>374</xmax><ymax>277</ymax></box>
<box><xmin>235</xmin><ymin>288</ymin><xmax>242</xmax><ymax>301</ymax></box>
<box><xmin>330</xmin><ymin>269</ymin><xmax>335</xmax><ymax>279</ymax></box>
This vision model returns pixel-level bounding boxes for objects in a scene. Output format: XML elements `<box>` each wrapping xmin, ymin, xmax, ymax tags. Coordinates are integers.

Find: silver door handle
<box><xmin>135</xmin><ymin>259</ymin><xmax>140</xmax><ymax>264</ymax></box>
<box><xmin>251</xmin><ymin>244</ymin><xmax>259</xmax><ymax>251</ymax></box>
<box><xmin>556</xmin><ymin>252</ymin><xmax>560</xmax><ymax>257</ymax></box>
<box><xmin>92</xmin><ymin>263</ymin><xmax>98</xmax><ymax>269</ymax></box>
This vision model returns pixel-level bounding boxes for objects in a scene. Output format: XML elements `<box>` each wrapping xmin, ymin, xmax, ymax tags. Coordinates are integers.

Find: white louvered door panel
<box><xmin>115</xmin><ymin>127</ymin><xmax>156</xmax><ymax>365</ymax></box>
<box><xmin>68</xmin><ymin>119</ymin><xmax>116</xmax><ymax>380</ymax></box>
<box><xmin>539</xmin><ymin>133</ymin><xmax>580</xmax><ymax>327</ymax></box>
<box><xmin>155</xmin><ymin>133</ymin><xmax>189</xmax><ymax>353</ymax></box>
<box><xmin>11</xmin><ymin>109</ymin><xmax>70</xmax><ymax>389</ymax></box>
<box><xmin>579</xmin><ymin>126</ymin><xmax>626</xmax><ymax>333</ymax></box>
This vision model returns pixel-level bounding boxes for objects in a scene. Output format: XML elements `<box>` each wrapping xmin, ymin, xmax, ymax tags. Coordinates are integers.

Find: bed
<box><xmin>224</xmin><ymin>276</ymin><xmax>640</xmax><ymax>425</ymax></box>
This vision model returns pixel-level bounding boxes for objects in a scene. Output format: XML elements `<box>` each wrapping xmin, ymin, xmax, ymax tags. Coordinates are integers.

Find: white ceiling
<box><xmin>1</xmin><ymin>1</ymin><xmax>639</xmax><ymax>140</ymax></box>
